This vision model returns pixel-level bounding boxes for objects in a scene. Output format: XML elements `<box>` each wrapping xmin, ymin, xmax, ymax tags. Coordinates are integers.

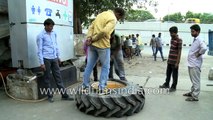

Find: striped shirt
<box><xmin>187</xmin><ymin>36</ymin><xmax>207</xmax><ymax>68</ymax></box>
<box><xmin>168</xmin><ymin>37</ymin><xmax>182</xmax><ymax>65</ymax></box>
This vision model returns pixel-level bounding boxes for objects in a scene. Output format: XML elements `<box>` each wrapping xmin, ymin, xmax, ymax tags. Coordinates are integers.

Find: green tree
<box><xmin>163</xmin><ymin>12</ymin><xmax>183</xmax><ymax>23</ymax></box>
<box><xmin>73</xmin><ymin>0</ymin><xmax>158</xmax><ymax>33</ymax></box>
<box><xmin>185</xmin><ymin>11</ymin><xmax>201</xmax><ymax>20</ymax></box>
<box><xmin>184</xmin><ymin>11</ymin><xmax>213</xmax><ymax>24</ymax></box>
<box><xmin>126</xmin><ymin>9</ymin><xmax>154</xmax><ymax>22</ymax></box>
<box><xmin>200</xmin><ymin>13</ymin><xmax>213</xmax><ymax>24</ymax></box>
<box><xmin>185</xmin><ymin>11</ymin><xmax>194</xmax><ymax>19</ymax></box>
<box><xmin>74</xmin><ymin>0</ymin><xmax>137</xmax><ymax>33</ymax></box>
<box><xmin>193</xmin><ymin>13</ymin><xmax>202</xmax><ymax>19</ymax></box>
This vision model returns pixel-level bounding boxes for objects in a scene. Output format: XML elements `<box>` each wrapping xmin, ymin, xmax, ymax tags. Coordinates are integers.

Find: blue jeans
<box><xmin>83</xmin><ymin>46</ymin><xmax>110</xmax><ymax>90</ymax></box>
<box><xmin>152</xmin><ymin>46</ymin><xmax>156</xmax><ymax>56</ymax></box>
<box><xmin>154</xmin><ymin>47</ymin><xmax>164</xmax><ymax>61</ymax></box>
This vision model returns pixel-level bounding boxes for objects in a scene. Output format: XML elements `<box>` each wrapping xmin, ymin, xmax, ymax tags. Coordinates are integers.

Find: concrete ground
<box><xmin>0</xmin><ymin>46</ymin><xmax>213</xmax><ymax>120</ymax></box>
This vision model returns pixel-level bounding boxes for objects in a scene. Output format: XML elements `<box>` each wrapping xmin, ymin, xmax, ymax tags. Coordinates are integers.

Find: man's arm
<box><xmin>37</xmin><ymin>34</ymin><xmax>46</xmax><ymax>71</ymax></box>
<box><xmin>55</xmin><ymin>33</ymin><xmax>60</xmax><ymax>59</ymax></box>
<box><xmin>176</xmin><ymin>39</ymin><xmax>182</xmax><ymax>67</ymax></box>
<box><xmin>150</xmin><ymin>39</ymin><xmax>152</xmax><ymax>46</ymax></box>
<box><xmin>54</xmin><ymin>33</ymin><xmax>61</xmax><ymax>65</ymax></box>
<box><xmin>92</xmin><ymin>19</ymin><xmax>116</xmax><ymax>42</ymax></box>
<box><xmin>195</xmin><ymin>40</ymin><xmax>207</xmax><ymax>57</ymax></box>
<box><xmin>36</xmin><ymin>35</ymin><xmax>44</xmax><ymax>65</ymax></box>
<box><xmin>199</xmin><ymin>40</ymin><xmax>207</xmax><ymax>54</ymax></box>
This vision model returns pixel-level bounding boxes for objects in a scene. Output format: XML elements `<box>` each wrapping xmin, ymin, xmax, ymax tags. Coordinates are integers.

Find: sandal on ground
<box><xmin>185</xmin><ymin>97</ymin><xmax>199</xmax><ymax>102</ymax></box>
<box><xmin>183</xmin><ymin>92</ymin><xmax>192</xmax><ymax>97</ymax></box>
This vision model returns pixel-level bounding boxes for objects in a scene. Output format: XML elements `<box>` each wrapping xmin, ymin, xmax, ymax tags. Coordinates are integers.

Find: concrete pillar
<box><xmin>208</xmin><ymin>68</ymin><xmax>213</xmax><ymax>80</ymax></box>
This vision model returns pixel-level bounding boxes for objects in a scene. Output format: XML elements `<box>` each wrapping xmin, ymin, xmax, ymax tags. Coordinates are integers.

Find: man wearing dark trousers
<box><xmin>109</xmin><ymin>32</ymin><xmax>126</xmax><ymax>80</ymax></box>
<box><xmin>37</xmin><ymin>18</ymin><xmax>73</xmax><ymax>103</ymax></box>
<box><xmin>154</xmin><ymin>33</ymin><xmax>166</xmax><ymax>61</ymax></box>
<box><xmin>159</xmin><ymin>26</ymin><xmax>182</xmax><ymax>92</ymax></box>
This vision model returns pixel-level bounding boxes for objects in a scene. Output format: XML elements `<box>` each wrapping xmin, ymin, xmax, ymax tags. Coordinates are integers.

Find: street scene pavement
<box><xmin>0</xmin><ymin>46</ymin><xmax>213</xmax><ymax>120</ymax></box>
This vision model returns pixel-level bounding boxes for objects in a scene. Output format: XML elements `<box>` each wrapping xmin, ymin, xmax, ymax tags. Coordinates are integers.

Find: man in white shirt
<box><xmin>183</xmin><ymin>24</ymin><xmax>207</xmax><ymax>101</ymax></box>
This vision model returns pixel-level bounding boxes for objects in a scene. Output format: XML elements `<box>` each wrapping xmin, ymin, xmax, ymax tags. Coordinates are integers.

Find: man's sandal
<box><xmin>183</xmin><ymin>93</ymin><xmax>192</xmax><ymax>97</ymax></box>
<box><xmin>185</xmin><ymin>97</ymin><xmax>199</xmax><ymax>102</ymax></box>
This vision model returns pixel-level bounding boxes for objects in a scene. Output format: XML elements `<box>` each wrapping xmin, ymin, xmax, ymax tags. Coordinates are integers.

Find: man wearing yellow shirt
<box><xmin>82</xmin><ymin>8</ymin><xmax>125</xmax><ymax>94</ymax></box>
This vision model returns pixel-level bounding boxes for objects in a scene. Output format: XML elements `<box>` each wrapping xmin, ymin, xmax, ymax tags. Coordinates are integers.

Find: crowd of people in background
<box><xmin>122</xmin><ymin>33</ymin><xmax>143</xmax><ymax>60</ymax></box>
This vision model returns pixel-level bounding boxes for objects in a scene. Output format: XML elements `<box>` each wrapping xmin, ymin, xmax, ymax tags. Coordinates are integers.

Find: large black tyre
<box><xmin>75</xmin><ymin>79</ymin><xmax>145</xmax><ymax>118</ymax></box>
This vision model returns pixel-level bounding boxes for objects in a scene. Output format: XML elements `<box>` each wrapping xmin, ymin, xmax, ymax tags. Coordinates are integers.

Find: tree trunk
<box><xmin>73</xmin><ymin>0</ymin><xmax>82</xmax><ymax>34</ymax></box>
<box><xmin>0</xmin><ymin>0</ymin><xmax>8</xmax><ymax>14</ymax></box>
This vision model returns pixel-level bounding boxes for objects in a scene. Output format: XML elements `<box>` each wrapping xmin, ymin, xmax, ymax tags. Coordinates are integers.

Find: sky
<box><xmin>136</xmin><ymin>0</ymin><xmax>212</xmax><ymax>19</ymax></box>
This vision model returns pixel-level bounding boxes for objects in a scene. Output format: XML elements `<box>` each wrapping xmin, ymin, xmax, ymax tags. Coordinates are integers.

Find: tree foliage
<box><xmin>185</xmin><ymin>11</ymin><xmax>213</xmax><ymax>24</ymax></box>
<box><xmin>73</xmin><ymin>0</ymin><xmax>158</xmax><ymax>33</ymax></box>
<box><xmin>200</xmin><ymin>13</ymin><xmax>213</xmax><ymax>24</ymax></box>
<box><xmin>74</xmin><ymin>0</ymin><xmax>137</xmax><ymax>33</ymax></box>
<box><xmin>185</xmin><ymin>11</ymin><xmax>201</xmax><ymax>20</ymax></box>
<box><xmin>163</xmin><ymin>11</ymin><xmax>213</xmax><ymax>24</ymax></box>
<box><xmin>163</xmin><ymin>12</ymin><xmax>183</xmax><ymax>23</ymax></box>
<box><xmin>125</xmin><ymin>9</ymin><xmax>154</xmax><ymax>22</ymax></box>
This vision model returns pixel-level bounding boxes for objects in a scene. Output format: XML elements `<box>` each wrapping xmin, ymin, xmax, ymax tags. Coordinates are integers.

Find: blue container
<box><xmin>208</xmin><ymin>30</ymin><xmax>213</xmax><ymax>56</ymax></box>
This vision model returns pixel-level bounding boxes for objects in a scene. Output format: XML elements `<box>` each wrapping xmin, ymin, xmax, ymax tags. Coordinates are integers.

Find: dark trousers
<box><xmin>44</xmin><ymin>58</ymin><xmax>68</xmax><ymax>98</ymax></box>
<box><xmin>109</xmin><ymin>60</ymin><xmax>119</xmax><ymax>79</ymax></box>
<box><xmin>154</xmin><ymin>47</ymin><xmax>164</xmax><ymax>61</ymax></box>
<box><xmin>85</xmin><ymin>58</ymin><xmax>98</xmax><ymax>81</ymax></box>
<box><xmin>164</xmin><ymin>64</ymin><xmax>178</xmax><ymax>89</ymax></box>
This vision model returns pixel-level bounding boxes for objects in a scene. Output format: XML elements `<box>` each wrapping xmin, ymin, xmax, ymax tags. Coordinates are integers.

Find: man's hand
<box><xmin>86</xmin><ymin>40</ymin><xmax>92</xmax><ymax>46</ymax></box>
<box><xmin>195</xmin><ymin>52</ymin><xmax>201</xmax><ymax>58</ymax></box>
<box><xmin>175</xmin><ymin>63</ymin><xmax>179</xmax><ymax>68</ymax></box>
<box><xmin>58</xmin><ymin>58</ymin><xmax>61</xmax><ymax>65</ymax></box>
<box><xmin>110</xmin><ymin>55</ymin><xmax>114</xmax><ymax>60</ymax></box>
<box><xmin>40</xmin><ymin>64</ymin><xmax>46</xmax><ymax>71</ymax></box>
<box><xmin>86</xmin><ymin>37</ymin><xmax>92</xmax><ymax>46</ymax></box>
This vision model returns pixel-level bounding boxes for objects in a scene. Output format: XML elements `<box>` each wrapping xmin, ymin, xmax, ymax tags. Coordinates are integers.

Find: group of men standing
<box><xmin>36</xmin><ymin>8</ymin><xmax>126</xmax><ymax>102</ymax></box>
<box><xmin>36</xmin><ymin>7</ymin><xmax>207</xmax><ymax>102</ymax></box>
<box><xmin>152</xmin><ymin>25</ymin><xmax>207</xmax><ymax>101</ymax></box>
<box><xmin>150</xmin><ymin>32</ymin><xmax>166</xmax><ymax>61</ymax></box>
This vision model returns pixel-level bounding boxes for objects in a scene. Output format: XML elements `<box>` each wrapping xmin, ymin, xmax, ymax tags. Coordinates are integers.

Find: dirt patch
<box><xmin>124</xmin><ymin>52</ymin><xmax>213</xmax><ymax>80</ymax></box>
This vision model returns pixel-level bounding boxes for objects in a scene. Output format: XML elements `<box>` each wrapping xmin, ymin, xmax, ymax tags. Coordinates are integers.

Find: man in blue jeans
<box><xmin>37</xmin><ymin>18</ymin><xmax>73</xmax><ymax>103</ymax></box>
<box><xmin>82</xmin><ymin>8</ymin><xmax>125</xmax><ymax>94</ymax></box>
<box><xmin>154</xmin><ymin>33</ymin><xmax>166</xmax><ymax>61</ymax></box>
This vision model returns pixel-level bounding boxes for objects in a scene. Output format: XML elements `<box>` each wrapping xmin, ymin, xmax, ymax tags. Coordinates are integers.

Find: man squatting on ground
<box><xmin>184</xmin><ymin>24</ymin><xmax>207</xmax><ymax>101</ymax></box>
<box><xmin>82</xmin><ymin>8</ymin><xmax>125</xmax><ymax>93</ymax></box>
<box><xmin>159</xmin><ymin>26</ymin><xmax>182</xmax><ymax>92</ymax></box>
